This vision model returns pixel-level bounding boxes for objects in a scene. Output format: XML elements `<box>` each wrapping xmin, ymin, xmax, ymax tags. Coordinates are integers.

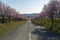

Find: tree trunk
<box><xmin>8</xmin><ymin>16</ymin><xmax>11</xmax><ymax>22</ymax></box>
<box><xmin>49</xmin><ymin>18</ymin><xmax>53</xmax><ymax>31</ymax></box>
<box><xmin>1</xmin><ymin>15</ymin><xmax>4</xmax><ymax>24</ymax></box>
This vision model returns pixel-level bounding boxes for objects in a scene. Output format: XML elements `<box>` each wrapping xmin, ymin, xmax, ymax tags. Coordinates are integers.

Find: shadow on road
<box><xmin>32</xmin><ymin>28</ymin><xmax>60</xmax><ymax>40</ymax></box>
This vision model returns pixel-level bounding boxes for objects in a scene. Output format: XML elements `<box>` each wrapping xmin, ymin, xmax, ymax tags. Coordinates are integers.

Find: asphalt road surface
<box><xmin>0</xmin><ymin>20</ymin><xmax>60</xmax><ymax>40</ymax></box>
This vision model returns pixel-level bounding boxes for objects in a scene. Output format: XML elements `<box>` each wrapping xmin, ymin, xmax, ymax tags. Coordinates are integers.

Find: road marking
<box><xmin>29</xmin><ymin>33</ymin><xmax>31</xmax><ymax>40</ymax></box>
<box><xmin>37</xmin><ymin>26</ymin><xmax>40</xmax><ymax>28</ymax></box>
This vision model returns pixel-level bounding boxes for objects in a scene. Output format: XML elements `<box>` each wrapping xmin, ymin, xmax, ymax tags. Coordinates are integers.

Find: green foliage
<box><xmin>32</xmin><ymin>18</ymin><xmax>60</xmax><ymax>34</ymax></box>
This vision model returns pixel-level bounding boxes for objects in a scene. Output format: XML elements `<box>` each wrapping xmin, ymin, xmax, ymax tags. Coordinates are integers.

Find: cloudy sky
<box><xmin>2</xmin><ymin>0</ymin><xmax>50</xmax><ymax>14</ymax></box>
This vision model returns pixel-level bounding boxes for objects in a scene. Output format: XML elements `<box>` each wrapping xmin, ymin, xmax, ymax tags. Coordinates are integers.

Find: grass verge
<box><xmin>32</xmin><ymin>18</ymin><xmax>60</xmax><ymax>34</ymax></box>
<box><xmin>0</xmin><ymin>20</ymin><xmax>27</xmax><ymax>36</ymax></box>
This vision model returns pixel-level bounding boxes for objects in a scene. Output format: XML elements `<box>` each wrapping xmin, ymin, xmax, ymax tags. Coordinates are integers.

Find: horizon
<box><xmin>2</xmin><ymin>0</ymin><xmax>50</xmax><ymax>14</ymax></box>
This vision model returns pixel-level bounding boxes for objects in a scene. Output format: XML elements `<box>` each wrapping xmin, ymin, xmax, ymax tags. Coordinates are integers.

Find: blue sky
<box><xmin>2</xmin><ymin>0</ymin><xmax>50</xmax><ymax>14</ymax></box>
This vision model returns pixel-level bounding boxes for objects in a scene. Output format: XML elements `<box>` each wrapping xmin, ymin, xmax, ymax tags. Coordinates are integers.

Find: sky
<box><xmin>2</xmin><ymin>0</ymin><xmax>50</xmax><ymax>14</ymax></box>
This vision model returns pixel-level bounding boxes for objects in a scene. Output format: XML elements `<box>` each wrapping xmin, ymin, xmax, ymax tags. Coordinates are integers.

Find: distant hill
<box><xmin>22</xmin><ymin>13</ymin><xmax>37</xmax><ymax>18</ymax></box>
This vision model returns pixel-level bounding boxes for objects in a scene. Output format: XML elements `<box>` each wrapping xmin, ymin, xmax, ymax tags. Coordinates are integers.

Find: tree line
<box><xmin>32</xmin><ymin>0</ymin><xmax>60</xmax><ymax>30</ymax></box>
<box><xmin>0</xmin><ymin>1</ymin><xmax>26</xmax><ymax>23</ymax></box>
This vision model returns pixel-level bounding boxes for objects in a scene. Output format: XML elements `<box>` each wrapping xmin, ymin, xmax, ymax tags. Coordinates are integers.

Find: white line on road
<box><xmin>37</xmin><ymin>26</ymin><xmax>40</xmax><ymax>28</ymax></box>
<box><xmin>29</xmin><ymin>33</ymin><xmax>31</xmax><ymax>40</ymax></box>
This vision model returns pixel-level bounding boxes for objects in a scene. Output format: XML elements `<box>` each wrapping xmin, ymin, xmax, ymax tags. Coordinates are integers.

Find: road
<box><xmin>0</xmin><ymin>20</ymin><xmax>60</xmax><ymax>40</ymax></box>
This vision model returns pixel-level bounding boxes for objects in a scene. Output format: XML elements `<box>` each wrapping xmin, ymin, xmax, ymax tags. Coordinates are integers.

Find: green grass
<box><xmin>32</xmin><ymin>18</ymin><xmax>60</xmax><ymax>34</ymax></box>
<box><xmin>0</xmin><ymin>20</ymin><xmax>27</xmax><ymax>36</ymax></box>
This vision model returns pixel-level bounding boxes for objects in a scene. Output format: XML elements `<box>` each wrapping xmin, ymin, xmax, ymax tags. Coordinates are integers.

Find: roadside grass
<box><xmin>32</xmin><ymin>18</ymin><xmax>60</xmax><ymax>34</ymax></box>
<box><xmin>0</xmin><ymin>20</ymin><xmax>27</xmax><ymax>36</ymax></box>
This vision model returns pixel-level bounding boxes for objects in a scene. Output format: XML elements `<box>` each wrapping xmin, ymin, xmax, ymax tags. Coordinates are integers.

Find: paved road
<box><xmin>0</xmin><ymin>20</ymin><xmax>38</xmax><ymax>40</ymax></box>
<box><xmin>0</xmin><ymin>20</ymin><xmax>60</xmax><ymax>40</ymax></box>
